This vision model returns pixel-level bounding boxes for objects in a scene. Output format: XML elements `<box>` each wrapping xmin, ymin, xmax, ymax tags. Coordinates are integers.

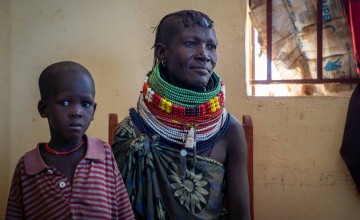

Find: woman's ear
<box><xmin>37</xmin><ymin>100</ymin><xmax>48</xmax><ymax>118</ymax></box>
<box><xmin>154</xmin><ymin>42</ymin><xmax>168</xmax><ymax>63</ymax></box>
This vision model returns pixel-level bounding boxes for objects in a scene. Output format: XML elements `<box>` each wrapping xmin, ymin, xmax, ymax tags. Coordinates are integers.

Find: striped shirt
<box><xmin>6</xmin><ymin>136</ymin><xmax>134</xmax><ymax>220</ymax></box>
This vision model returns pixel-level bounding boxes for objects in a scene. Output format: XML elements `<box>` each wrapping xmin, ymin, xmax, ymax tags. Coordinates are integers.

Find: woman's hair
<box><xmin>152</xmin><ymin>10</ymin><xmax>214</xmax><ymax>65</ymax></box>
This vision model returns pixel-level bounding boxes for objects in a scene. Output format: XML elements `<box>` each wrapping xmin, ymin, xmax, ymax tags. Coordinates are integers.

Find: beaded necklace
<box><xmin>130</xmin><ymin>107</ymin><xmax>230</xmax><ymax>155</ymax></box>
<box><xmin>147</xmin><ymin>64</ymin><xmax>221</xmax><ymax>105</ymax></box>
<box><xmin>137</xmin><ymin>97</ymin><xmax>227</xmax><ymax>144</ymax></box>
<box><xmin>45</xmin><ymin>139</ymin><xmax>84</xmax><ymax>155</ymax></box>
<box><xmin>144</xmin><ymin>63</ymin><xmax>225</xmax><ymax>119</ymax></box>
<box><xmin>134</xmin><ymin>64</ymin><xmax>230</xmax><ymax>154</ymax></box>
<box><xmin>134</xmin><ymin>64</ymin><xmax>231</xmax><ymax>176</ymax></box>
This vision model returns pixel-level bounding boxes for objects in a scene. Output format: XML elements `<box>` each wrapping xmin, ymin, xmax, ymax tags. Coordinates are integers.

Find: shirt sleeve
<box><xmin>6</xmin><ymin>158</ymin><xmax>25</xmax><ymax>219</ymax></box>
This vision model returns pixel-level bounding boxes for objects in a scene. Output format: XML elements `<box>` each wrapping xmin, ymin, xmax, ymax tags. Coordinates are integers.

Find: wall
<box><xmin>0</xmin><ymin>0</ymin><xmax>11</xmax><ymax>214</ymax></box>
<box><xmin>1</xmin><ymin>0</ymin><xmax>359</xmax><ymax>219</ymax></box>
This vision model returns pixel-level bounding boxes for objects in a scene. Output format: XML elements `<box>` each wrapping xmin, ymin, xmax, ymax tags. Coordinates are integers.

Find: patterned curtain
<box><xmin>342</xmin><ymin>0</ymin><xmax>360</xmax><ymax>74</ymax></box>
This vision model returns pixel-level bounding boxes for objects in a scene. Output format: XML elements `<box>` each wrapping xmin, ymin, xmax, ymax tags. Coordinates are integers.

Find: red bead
<box><xmin>200</xmin><ymin>104</ymin><xmax>205</xmax><ymax>116</ymax></box>
<box><xmin>153</xmin><ymin>94</ymin><xmax>161</xmax><ymax>107</ymax></box>
<box><xmin>178</xmin><ymin>106</ymin><xmax>185</xmax><ymax>116</ymax></box>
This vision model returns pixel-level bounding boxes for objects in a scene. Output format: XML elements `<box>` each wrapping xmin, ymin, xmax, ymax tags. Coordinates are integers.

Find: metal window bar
<box><xmin>250</xmin><ymin>0</ymin><xmax>358</xmax><ymax>85</ymax></box>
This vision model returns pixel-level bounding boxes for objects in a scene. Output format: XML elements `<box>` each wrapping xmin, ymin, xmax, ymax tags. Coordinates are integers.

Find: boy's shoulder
<box><xmin>21</xmin><ymin>144</ymin><xmax>46</xmax><ymax>175</ymax></box>
<box><xmin>87</xmin><ymin>136</ymin><xmax>109</xmax><ymax>147</ymax></box>
<box><xmin>85</xmin><ymin>136</ymin><xmax>112</xmax><ymax>161</ymax></box>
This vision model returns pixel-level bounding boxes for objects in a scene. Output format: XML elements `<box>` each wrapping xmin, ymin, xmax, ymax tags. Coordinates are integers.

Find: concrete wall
<box><xmin>1</xmin><ymin>0</ymin><xmax>359</xmax><ymax>219</ymax></box>
<box><xmin>0</xmin><ymin>0</ymin><xmax>11</xmax><ymax>214</ymax></box>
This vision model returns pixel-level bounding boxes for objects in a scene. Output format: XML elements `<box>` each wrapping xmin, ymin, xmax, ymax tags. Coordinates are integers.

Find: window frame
<box><xmin>249</xmin><ymin>0</ymin><xmax>358</xmax><ymax>95</ymax></box>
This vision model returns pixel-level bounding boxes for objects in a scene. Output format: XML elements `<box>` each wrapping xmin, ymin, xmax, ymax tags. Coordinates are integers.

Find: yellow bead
<box><xmin>214</xmin><ymin>96</ymin><xmax>219</xmax><ymax>101</ymax></box>
<box><xmin>166</xmin><ymin>109</ymin><xmax>171</xmax><ymax>113</ymax></box>
<box><xmin>211</xmin><ymin>107</ymin><xmax>216</xmax><ymax>112</ymax></box>
<box><xmin>160</xmin><ymin>106</ymin><xmax>165</xmax><ymax>111</ymax></box>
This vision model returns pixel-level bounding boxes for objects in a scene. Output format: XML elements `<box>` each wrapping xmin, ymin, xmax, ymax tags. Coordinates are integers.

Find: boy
<box><xmin>6</xmin><ymin>61</ymin><xmax>134</xmax><ymax>219</ymax></box>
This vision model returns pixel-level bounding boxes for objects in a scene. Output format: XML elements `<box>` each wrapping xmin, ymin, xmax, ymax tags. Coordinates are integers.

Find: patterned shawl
<box><xmin>112</xmin><ymin>116</ymin><xmax>226</xmax><ymax>220</ymax></box>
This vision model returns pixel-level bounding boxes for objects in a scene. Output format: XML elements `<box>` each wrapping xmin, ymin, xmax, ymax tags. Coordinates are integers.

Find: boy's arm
<box><xmin>6</xmin><ymin>159</ymin><xmax>25</xmax><ymax>219</ymax></box>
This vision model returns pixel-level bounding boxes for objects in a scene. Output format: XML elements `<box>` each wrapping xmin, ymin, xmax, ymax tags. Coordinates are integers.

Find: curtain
<box><xmin>340</xmin><ymin>0</ymin><xmax>360</xmax><ymax>191</ymax></box>
<box><xmin>342</xmin><ymin>0</ymin><xmax>360</xmax><ymax>74</ymax></box>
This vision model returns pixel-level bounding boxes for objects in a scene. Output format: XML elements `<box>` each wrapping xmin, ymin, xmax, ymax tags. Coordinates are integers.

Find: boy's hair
<box><xmin>152</xmin><ymin>10</ymin><xmax>214</xmax><ymax>64</ymax></box>
<box><xmin>38</xmin><ymin>61</ymin><xmax>94</xmax><ymax>101</ymax></box>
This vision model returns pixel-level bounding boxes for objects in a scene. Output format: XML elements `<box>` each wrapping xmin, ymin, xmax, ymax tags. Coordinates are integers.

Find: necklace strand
<box><xmin>137</xmin><ymin>96</ymin><xmax>227</xmax><ymax>143</ymax></box>
<box><xmin>130</xmin><ymin>108</ymin><xmax>231</xmax><ymax>154</ymax></box>
<box><xmin>148</xmin><ymin>64</ymin><xmax>223</xmax><ymax>106</ymax></box>
<box><xmin>45</xmin><ymin>139</ymin><xmax>84</xmax><ymax>155</ymax></box>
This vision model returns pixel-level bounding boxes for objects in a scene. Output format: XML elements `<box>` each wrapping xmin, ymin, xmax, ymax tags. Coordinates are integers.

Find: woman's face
<box><xmin>163</xmin><ymin>25</ymin><xmax>218</xmax><ymax>90</ymax></box>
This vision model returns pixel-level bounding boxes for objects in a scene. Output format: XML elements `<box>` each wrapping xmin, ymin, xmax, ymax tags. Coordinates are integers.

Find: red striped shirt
<box><xmin>6</xmin><ymin>136</ymin><xmax>134</xmax><ymax>220</ymax></box>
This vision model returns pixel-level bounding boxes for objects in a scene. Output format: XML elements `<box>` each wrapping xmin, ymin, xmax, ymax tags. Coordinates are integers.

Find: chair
<box><xmin>108</xmin><ymin>113</ymin><xmax>254</xmax><ymax>220</ymax></box>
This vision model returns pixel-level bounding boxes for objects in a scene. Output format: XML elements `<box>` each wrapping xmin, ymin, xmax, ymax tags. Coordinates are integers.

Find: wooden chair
<box><xmin>108</xmin><ymin>113</ymin><xmax>254</xmax><ymax>220</ymax></box>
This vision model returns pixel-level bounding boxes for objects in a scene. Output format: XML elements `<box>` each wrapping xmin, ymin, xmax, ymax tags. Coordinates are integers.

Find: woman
<box><xmin>112</xmin><ymin>10</ymin><xmax>250</xmax><ymax>220</ymax></box>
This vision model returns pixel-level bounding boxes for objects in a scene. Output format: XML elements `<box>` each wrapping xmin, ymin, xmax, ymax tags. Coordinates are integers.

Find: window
<box><xmin>247</xmin><ymin>0</ymin><xmax>358</xmax><ymax>96</ymax></box>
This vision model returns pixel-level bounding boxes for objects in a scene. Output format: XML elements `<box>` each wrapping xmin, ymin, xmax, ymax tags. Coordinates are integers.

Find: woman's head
<box><xmin>153</xmin><ymin>10</ymin><xmax>214</xmax><ymax>49</ymax></box>
<box><xmin>153</xmin><ymin>10</ymin><xmax>218</xmax><ymax>91</ymax></box>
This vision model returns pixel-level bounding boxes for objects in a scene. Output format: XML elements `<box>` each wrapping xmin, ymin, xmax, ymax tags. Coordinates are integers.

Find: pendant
<box><xmin>180</xmin><ymin>149</ymin><xmax>187</xmax><ymax>157</ymax></box>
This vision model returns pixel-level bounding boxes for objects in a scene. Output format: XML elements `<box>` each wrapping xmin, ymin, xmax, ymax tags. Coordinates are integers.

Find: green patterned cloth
<box><xmin>112</xmin><ymin>116</ymin><xmax>225</xmax><ymax>220</ymax></box>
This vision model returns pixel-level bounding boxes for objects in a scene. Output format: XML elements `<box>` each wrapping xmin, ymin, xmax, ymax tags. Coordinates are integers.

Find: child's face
<box><xmin>39</xmin><ymin>72</ymin><xmax>96</xmax><ymax>143</ymax></box>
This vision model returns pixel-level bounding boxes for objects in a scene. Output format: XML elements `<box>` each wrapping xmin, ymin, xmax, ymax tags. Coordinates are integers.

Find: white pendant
<box><xmin>184</xmin><ymin>127</ymin><xmax>194</xmax><ymax>149</ymax></box>
<box><xmin>180</xmin><ymin>149</ymin><xmax>188</xmax><ymax>157</ymax></box>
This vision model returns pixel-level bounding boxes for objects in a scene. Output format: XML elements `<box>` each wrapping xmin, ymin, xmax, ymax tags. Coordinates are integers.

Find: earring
<box><xmin>161</xmin><ymin>60</ymin><xmax>166</xmax><ymax>67</ymax></box>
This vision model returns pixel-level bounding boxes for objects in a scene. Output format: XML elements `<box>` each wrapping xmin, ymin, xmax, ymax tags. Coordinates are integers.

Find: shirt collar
<box><xmin>24</xmin><ymin>135</ymin><xmax>107</xmax><ymax>175</ymax></box>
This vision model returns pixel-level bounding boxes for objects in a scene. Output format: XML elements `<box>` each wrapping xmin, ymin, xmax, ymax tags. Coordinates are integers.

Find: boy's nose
<box><xmin>69</xmin><ymin>108</ymin><xmax>83</xmax><ymax>118</ymax></box>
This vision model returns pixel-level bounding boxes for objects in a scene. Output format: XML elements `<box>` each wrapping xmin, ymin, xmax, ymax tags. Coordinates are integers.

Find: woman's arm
<box><xmin>225</xmin><ymin>115</ymin><xmax>251</xmax><ymax>220</ymax></box>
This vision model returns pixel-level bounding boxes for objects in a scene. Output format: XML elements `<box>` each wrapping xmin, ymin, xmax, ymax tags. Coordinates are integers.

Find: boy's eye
<box><xmin>59</xmin><ymin>100</ymin><xmax>70</xmax><ymax>106</ymax></box>
<box><xmin>82</xmin><ymin>101</ymin><xmax>92</xmax><ymax>108</ymax></box>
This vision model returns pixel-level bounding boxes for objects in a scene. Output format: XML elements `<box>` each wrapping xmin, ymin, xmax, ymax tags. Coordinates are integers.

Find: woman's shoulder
<box><xmin>224</xmin><ymin>114</ymin><xmax>247</xmax><ymax>151</ymax></box>
<box><xmin>227</xmin><ymin>114</ymin><xmax>244</xmax><ymax>134</ymax></box>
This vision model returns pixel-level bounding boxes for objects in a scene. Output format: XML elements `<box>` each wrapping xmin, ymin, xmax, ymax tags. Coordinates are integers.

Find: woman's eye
<box><xmin>184</xmin><ymin>41</ymin><xmax>195</xmax><ymax>47</ymax></box>
<box><xmin>208</xmin><ymin>44</ymin><xmax>217</xmax><ymax>50</ymax></box>
<box><xmin>59</xmin><ymin>100</ymin><xmax>69</xmax><ymax>106</ymax></box>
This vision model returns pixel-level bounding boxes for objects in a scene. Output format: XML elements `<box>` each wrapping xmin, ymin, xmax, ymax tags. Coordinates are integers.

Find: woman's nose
<box><xmin>195</xmin><ymin>45</ymin><xmax>210</xmax><ymax>62</ymax></box>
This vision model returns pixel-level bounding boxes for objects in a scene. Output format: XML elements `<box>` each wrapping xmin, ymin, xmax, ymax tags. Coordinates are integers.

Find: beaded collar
<box><xmin>143</xmin><ymin>63</ymin><xmax>226</xmax><ymax>118</ymax></box>
<box><xmin>130</xmin><ymin>108</ymin><xmax>231</xmax><ymax>155</ymax></box>
<box><xmin>132</xmin><ymin>64</ymin><xmax>230</xmax><ymax>154</ymax></box>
